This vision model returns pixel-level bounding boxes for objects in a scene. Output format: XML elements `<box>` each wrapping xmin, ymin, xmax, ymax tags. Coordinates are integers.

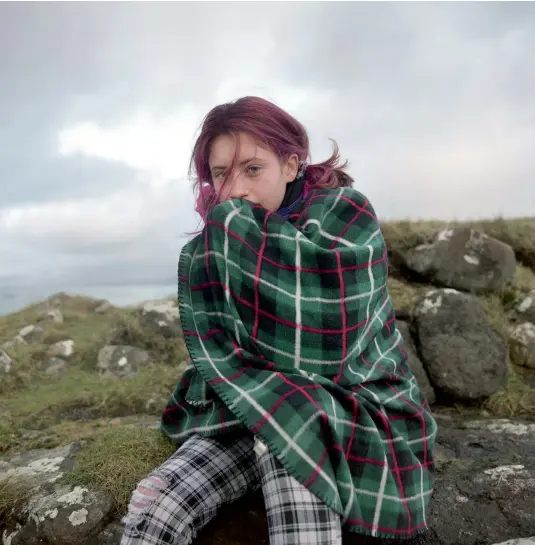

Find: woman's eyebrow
<box><xmin>211</xmin><ymin>157</ymin><xmax>265</xmax><ymax>171</ymax></box>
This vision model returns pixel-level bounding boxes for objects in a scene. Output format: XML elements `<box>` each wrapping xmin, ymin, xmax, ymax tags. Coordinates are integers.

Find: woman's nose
<box><xmin>227</xmin><ymin>175</ymin><xmax>248</xmax><ymax>199</ymax></box>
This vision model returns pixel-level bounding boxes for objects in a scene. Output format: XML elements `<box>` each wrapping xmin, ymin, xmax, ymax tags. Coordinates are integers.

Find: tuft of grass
<box><xmin>482</xmin><ymin>367</ymin><xmax>535</xmax><ymax>418</ymax></box>
<box><xmin>0</xmin><ymin>474</ymin><xmax>34</xmax><ymax>526</ymax></box>
<box><xmin>478</xmin><ymin>293</ymin><xmax>509</xmax><ymax>341</ymax></box>
<box><xmin>62</xmin><ymin>426</ymin><xmax>175</xmax><ymax>515</ymax></box>
<box><xmin>469</xmin><ymin>217</ymin><xmax>535</xmax><ymax>270</ymax></box>
<box><xmin>0</xmin><ymin>419</ymin><xmax>18</xmax><ymax>453</ymax></box>
<box><xmin>511</xmin><ymin>265</ymin><xmax>535</xmax><ymax>293</ymax></box>
<box><xmin>380</xmin><ymin>220</ymin><xmax>444</xmax><ymax>254</ymax></box>
<box><xmin>387</xmin><ymin>278</ymin><xmax>420</xmax><ymax>314</ymax></box>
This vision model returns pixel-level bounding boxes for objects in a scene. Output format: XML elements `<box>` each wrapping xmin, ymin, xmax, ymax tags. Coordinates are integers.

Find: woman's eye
<box><xmin>247</xmin><ymin>166</ymin><xmax>261</xmax><ymax>175</ymax></box>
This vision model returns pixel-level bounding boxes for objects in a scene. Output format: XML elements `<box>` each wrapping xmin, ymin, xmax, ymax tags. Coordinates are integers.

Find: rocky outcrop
<box><xmin>5</xmin><ymin>417</ymin><xmax>533</xmax><ymax>545</ymax></box>
<box><xmin>414</xmin><ymin>289</ymin><xmax>509</xmax><ymax>400</ymax></box>
<box><xmin>1</xmin><ymin>443</ymin><xmax>114</xmax><ymax>545</ymax></box>
<box><xmin>398</xmin><ymin>227</ymin><xmax>517</xmax><ymax>293</ymax></box>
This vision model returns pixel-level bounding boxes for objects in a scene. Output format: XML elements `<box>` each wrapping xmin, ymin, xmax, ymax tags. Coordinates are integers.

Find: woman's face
<box><xmin>208</xmin><ymin>132</ymin><xmax>298</xmax><ymax>212</ymax></box>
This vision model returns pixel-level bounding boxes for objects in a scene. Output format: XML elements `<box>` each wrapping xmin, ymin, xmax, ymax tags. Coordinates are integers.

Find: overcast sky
<box><xmin>1</xmin><ymin>2</ymin><xmax>534</xmax><ymax>313</ymax></box>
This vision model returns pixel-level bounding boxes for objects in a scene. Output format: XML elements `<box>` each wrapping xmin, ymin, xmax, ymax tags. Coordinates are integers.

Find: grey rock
<box><xmin>514</xmin><ymin>290</ymin><xmax>535</xmax><ymax>324</ymax></box>
<box><xmin>47</xmin><ymin>340</ymin><xmax>75</xmax><ymax>360</ymax></box>
<box><xmin>1</xmin><ymin>442</ymin><xmax>113</xmax><ymax>545</ymax></box>
<box><xmin>37</xmin><ymin>308</ymin><xmax>64</xmax><ymax>325</ymax></box>
<box><xmin>396</xmin><ymin>321</ymin><xmax>436</xmax><ymax>403</ymax></box>
<box><xmin>94</xmin><ymin>521</ymin><xmax>125</xmax><ymax>544</ymax></box>
<box><xmin>138</xmin><ymin>299</ymin><xmax>182</xmax><ymax>338</ymax></box>
<box><xmin>508</xmin><ymin>322</ymin><xmax>535</xmax><ymax>369</ymax></box>
<box><xmin>97</xmin><ymin>345</ymin><xmax>151</xmax><ymax>379</ymax></box>
<box><xmin>14</xmin><ymin>486</ymin><xmax>113</xmax><ymax>545</ymax></box>
<box><xmin>400</xmin><ymin>227</ymin><xmax>516</xmax><ymax>293</ymax></box>
<box><xmin>492</xmin><ymin>539</ymin><xmax>535</xmax><ymax>545</ymax></box>
<box><xmin>2</xmin><ymin>335</ymin><xmax>27</xmax><ymax>351</ymax></box>
<box><xmin>414</xmin><ymin>289</ymin><xmax>509</xmax><ymax>400</ymax></box>
<box><xmin>0</xmin><ymin>349</ymin><xmax>13</xmax><ymax>375</ymax></box>
<box><xmin>94</xmin><ymin>301</ymin><xmax>113</xmax><ymax>314</ymax></box>
<box><xmin>43</xmin><ymin>357</ymin><xmax>68</xmax><ymax>377</ymax></box>
<box><xmin>0</xmin><ymin>442</ymin><xmax>84</xmax><ymax>489</ymax></box>
<box><xmin>18</xmin><ymin>325</ymin><xmax>45</xmax><ymax>344</ymax></box>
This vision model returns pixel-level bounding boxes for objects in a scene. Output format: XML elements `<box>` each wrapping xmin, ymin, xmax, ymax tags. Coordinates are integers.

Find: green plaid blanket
<box><xmin>161</xmin><ymin>187</ymin><xmax>437</xmax><ymax>539</ymax></box>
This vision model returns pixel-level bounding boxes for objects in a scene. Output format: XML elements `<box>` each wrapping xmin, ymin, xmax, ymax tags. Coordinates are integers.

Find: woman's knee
<box><xmin>122</xmin><ymin>472</ymin><xmax>168</xmax><ymax>529</ymax></box>
<box><xmin>121</xmin><ymin>433</ymin><xmax>258</xmax><ymax>544</ymax></box>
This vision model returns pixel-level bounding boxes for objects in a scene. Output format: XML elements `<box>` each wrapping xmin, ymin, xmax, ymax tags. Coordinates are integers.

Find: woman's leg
<box><xmin>257</xmin><ymin>444</ymin><xmax>342</xmax><ymax>545</ymax></box>
<box><xmin>121</xmin><ymin>432</ymin><xmax>259</xmax><ymax>545</ymax></box>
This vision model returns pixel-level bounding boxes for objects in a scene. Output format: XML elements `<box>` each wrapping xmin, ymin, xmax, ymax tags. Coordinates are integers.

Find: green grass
<box><xmin>0</xmin><ymin>293</ymin><xmax>188</xmax><ymax>454</ymax></box>
<box><xmin>0</xmin><ymin>365</ymin><xmax>183</xmax><ymax>453</ymax></box>
<box><xmin>62</xmin><ymin>426</ymin><xmax>175</xmax><ymax>515</ymax></box>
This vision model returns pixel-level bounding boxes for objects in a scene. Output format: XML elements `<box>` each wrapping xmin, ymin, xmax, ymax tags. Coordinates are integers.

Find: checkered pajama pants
<box><xmin>120</xmin><ymin>432</ymin><xmax>342</xmax><ymax>545</ymax></box>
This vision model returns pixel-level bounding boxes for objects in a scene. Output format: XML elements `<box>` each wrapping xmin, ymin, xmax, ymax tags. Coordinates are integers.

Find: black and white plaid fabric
<box><xmin>257</xmin><ymin>446</ymin><xmax>342</xmax><ymax>545</ymax></box>
<box><xmin>120</xmin><ymin>432</ymin><xmax>341</xmax><ymax>545</ymax></box>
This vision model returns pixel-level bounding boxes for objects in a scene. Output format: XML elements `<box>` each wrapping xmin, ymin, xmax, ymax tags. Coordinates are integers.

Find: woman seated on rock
<box><xmin>120</xmin><ymin>96</ymin><xmax>437</xmax><ymax>545</ymax></box>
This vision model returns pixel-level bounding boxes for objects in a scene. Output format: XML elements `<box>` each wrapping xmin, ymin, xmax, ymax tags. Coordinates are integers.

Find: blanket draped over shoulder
<box><xmin>161</xmin><ymin>187</ymin><xmax>437</xmax><ymax>539</ymax></box>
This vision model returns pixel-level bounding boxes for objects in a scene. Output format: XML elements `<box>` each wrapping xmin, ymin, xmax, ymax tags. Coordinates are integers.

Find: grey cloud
<box><xmin>1</xmin><ymin>2</ymin><xmax>534</xmax><ymax>313</ymax></box>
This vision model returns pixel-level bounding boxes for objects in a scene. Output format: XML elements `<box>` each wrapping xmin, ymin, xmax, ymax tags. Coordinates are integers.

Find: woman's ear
<box><xmin>283</xmin><ymin>154</ymin><xmax>299</xmax><ymax>183</ymax></box>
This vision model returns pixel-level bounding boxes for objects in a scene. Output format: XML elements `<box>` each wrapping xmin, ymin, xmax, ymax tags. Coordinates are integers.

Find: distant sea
<box><xmin>0</xmin><ymin>284</ymin><xmax>177</xmax><ymax>316</ymax></box>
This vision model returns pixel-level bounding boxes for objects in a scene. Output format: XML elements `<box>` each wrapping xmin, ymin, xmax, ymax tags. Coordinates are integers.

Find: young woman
<box><xmin>121</xmin><ymin>96</ymin><xmax>437</xmax><ymax>545</ymax></box>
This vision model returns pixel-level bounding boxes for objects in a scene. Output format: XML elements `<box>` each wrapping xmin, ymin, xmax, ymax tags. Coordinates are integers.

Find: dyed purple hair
<box><xmin>190</xmin><ymin>96</ymin><xmax>354</xmax><ymax>220</ymax></box>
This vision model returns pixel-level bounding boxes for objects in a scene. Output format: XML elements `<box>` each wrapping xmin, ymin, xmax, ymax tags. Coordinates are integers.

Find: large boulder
<box><xmin>97</xmin><ymin>345</ymin><xmax>151</xmax><ymax>379</ymax></box>
<box><xmin>396</xmin><ymin>321</ymin><xmax>436</xmax><ymax>404</ymax></box>
<box><xmin>0</xmin><ymin>443</ymin><xmax>114</xmax><ymax>545</ymax></box>
<box><xmin>399</xmin><ymin>227</ymin><xmax>516</xmax><ymax>293</ymax></box>
<box><xmin>414</xmin><ymin>289</ymin><xmax>509</xmax><ymax>400</ymax></box>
